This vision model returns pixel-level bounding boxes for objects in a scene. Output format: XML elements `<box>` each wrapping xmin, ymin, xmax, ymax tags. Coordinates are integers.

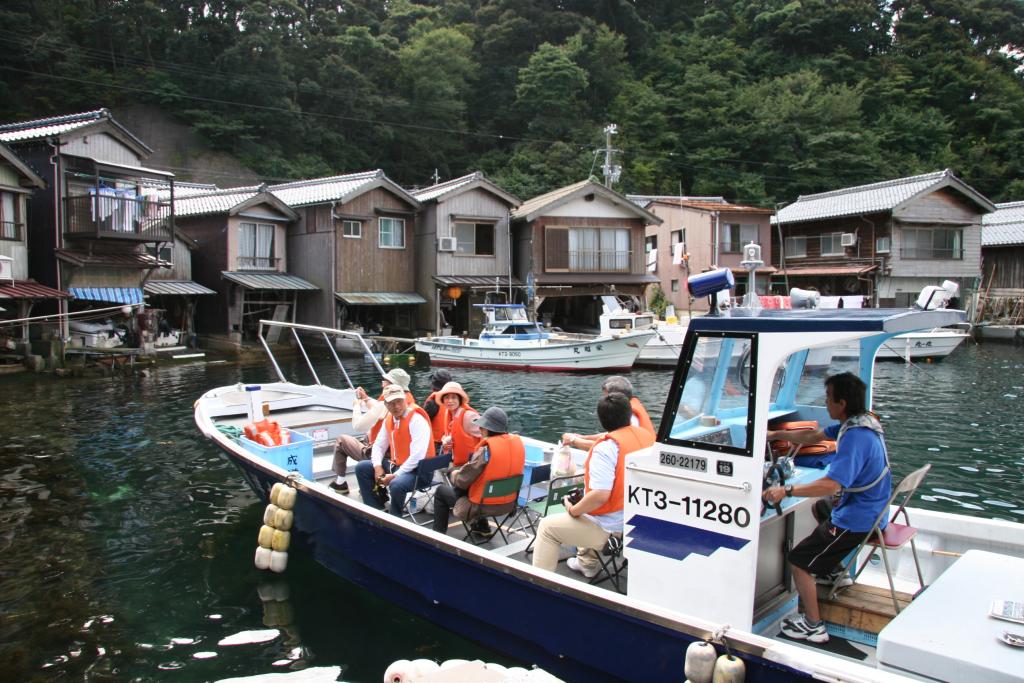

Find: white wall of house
<box><xmin>0</xmin><ymin>163</ymin><xmax>30</xmax><ymax>280</ymax></box>
<box><xmin>546</xmin><ymin>196</ymin><xmax>639</xmax><ymax>219</ymax></box>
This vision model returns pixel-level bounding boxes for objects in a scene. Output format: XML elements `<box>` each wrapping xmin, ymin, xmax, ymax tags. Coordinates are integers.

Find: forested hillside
<box><xmin>1</xmin><ymin>0</ymin><xmax>1021</xmax><ymax>204</ymax></box>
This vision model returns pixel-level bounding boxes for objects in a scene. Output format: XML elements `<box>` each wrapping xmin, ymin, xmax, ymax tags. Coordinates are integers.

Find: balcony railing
<box><xmin>720</xmin><ymin>240</ymin><xmax>762</xmax><ymax>254</ymax></box>
<box><xmin>566</xmin><ymin>249</ymin><xmax>632</xmax><ymax>272</ymax></box>
<box><xmin>1</xmin><ymin>221</ymin><xmax>23</xmax><ymax>241</ymax></box>
<box><xmin>237</xmin><ymin>256</ymin><xmax>281</xmax><ymax>271</ymax></box>
<box><xmin>64</xmin><ymin>194</ymin><xmax>173</xmax><ymax>242</ymax></box>
<box><xmin>899</xmin><ymin>247</ymin><xmax>964</xmax><ymax>260</ymax></box>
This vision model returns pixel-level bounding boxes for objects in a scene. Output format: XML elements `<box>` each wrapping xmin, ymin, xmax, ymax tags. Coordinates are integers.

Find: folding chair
<box><xmin>461</xmin><ymin>474</ymin><xmax>524</xmax><ymax>545</ymax></box>
<box><xmin>827</xmin><ymin>464</ymin><xmax>931</xmax><ymax>613</ymax></box>
<box><xmin>403</xmin><ymin>454</ymin><xmax>452</xmax><ymax>525</ymax></box>
<box><xmin>590</xmin><ymin>532</ymin><xmax>626</xmax><ymax>593</ymax></box>
<box><xmin>505</xmin><ymin>463</ymin><xmax>551</xmax><ymax>536</ymax></box>
<box><xmin>523</xmin><ymin>474</ymin><xmax>585</xmax><ymax>554</ymax></box>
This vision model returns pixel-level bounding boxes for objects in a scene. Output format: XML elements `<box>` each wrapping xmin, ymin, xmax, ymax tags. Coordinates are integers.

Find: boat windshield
<box><xmin>607</xmin><ymin>315</ymin><xmax>654</xmax><ymax>330</ymax></box>
<box><xmin>491</xmin><ymin>307</ymin><xmax>529</xmax><ymax>322</ymax></box>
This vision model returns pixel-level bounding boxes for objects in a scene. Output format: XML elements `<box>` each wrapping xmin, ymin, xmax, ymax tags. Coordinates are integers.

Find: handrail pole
<box><xmin>257</xmin><ymin>321</ymin><xmax>287</xmax><ymax>383</ymax></box>
<box><xmin>361</xmin><ymin>337</ymin><xmax>388</xmax><ymax>377</ymax></box>
<box><xmin>322</xmin><ymin>332</ymin><xmax>354</xmax><ymax>389</ymax></box>
<box><xmin>291</xmin><ymin>327</ymin><xmax>321</xmax><ymax>385</ymax></box>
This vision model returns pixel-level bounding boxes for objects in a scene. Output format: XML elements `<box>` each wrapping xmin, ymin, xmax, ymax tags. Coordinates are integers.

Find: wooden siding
<box><xmin>772</xmin><ymin>213</ymin><xmax>887</xmax><ymax>267</ymax></box>
<box><xmin>529</xmin><ymin>215</ymin><xmax>647</xmax><ymax>276</ymax></box>
<box><xmin>332</xmin><ymin>187</ymin><xmax>417</xmax><ymax>292</ymax></box>
<box><xmin>62</xmin><ymin>132</ymin><xmax>142</xmax><ymax>167</ymax></box>
<box><xmin>0</xmin><ymin>181</ymin><xmax>29</xmax><ymax>279</ymax></box>
<box><xmin>0</xmin><ymin>163</ymin><xmax>22</xmax><ymax>187</ymax></box>
<box><xmin>226</xmin><ymin>215</ymin><xmax>288</xmax><ymax>272</ymax></box>
<box><xmin>65</xmin><ymin>265</ymin><xmax>143</xmax><ymax>289</ymax></box>
<box><xmin>893</xmin><ymin>187</ymin><xmax>980</xmax><ymax>224</ymax></box>
<box><xmin>176</xmin><ymin>215</ymin><xmax>230</xmax><ymax>334</ymax></box>
<box><xmin>888</xmin><ymin>219</ymin><xmax>982</xmax><ymax>279</ymax></box>
<box><xmin>286</xmin><ymin>230</ymin><xmax>335</xmax><ymax>328</ymax></box>
<box><xmin>413</xmin><ymin>205</ymin><xmax>439</xmax><ymax>332</ymax></box>
<box><xmin>982</xmin><ymin>246</ymin><xmax>1024</xmax><ymax>291</ymax></box>
<box><xmin>148</xmin><ymin>236</ymin><xmax>193</xmax><ymax>280</ymax></box>
<box><xmin>435</xmin><ymin>191</ymin><xmax>512</xmax><ymax>277</ymax></box>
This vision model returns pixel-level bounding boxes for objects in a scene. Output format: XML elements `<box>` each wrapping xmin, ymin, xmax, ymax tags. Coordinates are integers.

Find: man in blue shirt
<box><xmin>763</xmin><ymin>372</ymin><xmax>891</xmax><ymax>643</ymax></box>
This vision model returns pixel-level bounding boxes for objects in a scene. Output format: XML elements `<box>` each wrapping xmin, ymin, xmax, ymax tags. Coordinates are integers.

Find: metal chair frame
<box><xmin>523</xmin><ymin>474</ymin><xmax>585</xmax><ymax>554</ymax></box>
<box><xmin>403</xmin><ymin>454</ymin><xmax>452</xmax><ymax>525</ymax></box>
<box><xmin>460</xmin><ymin>474</ymin><xmax>524</xmax><ymax>545</ymax></box>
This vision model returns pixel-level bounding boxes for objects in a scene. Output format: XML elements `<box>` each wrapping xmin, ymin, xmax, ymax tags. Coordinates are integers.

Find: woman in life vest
<box><xmin>431</xmin><ymin>406</ymin><xmax>525</xmax><ymax>536</ymax></box>
<box><xmin>329</xmin><ymin>368</ymin><xmax>414</xmax><ymax>494</ymax></box>
<box><xmin>421</xmin><ymin>369</ymin><xmax>453</xmax><ymax>455</ymax></box>
<box><xmin>561</xmin><ymin>375</ymin><xmax>656</xmax><ymax>451</ymax></box>
<box><xmin>437</xmin><ymin>381</ymin><xmax>482</xmax><ymax>467</ymax></box>
<box><xmin>533</xmin><ymin>393</ymin><xmax>655</xmax><ymax>577</ymax></box>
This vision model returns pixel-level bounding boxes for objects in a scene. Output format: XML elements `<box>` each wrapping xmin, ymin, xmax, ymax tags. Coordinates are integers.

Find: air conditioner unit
<box><xmin>438</xmin><ymin>236</ymin><xmax>457</xmax><ymax>252</ymax></box>
<box><xmin>840</xmin><ymin>233</ymin><xmax>857</xmax><ymax>247</ymax></box>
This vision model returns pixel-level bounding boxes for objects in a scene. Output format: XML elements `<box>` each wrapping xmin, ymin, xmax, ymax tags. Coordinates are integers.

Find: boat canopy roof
<box><xmin>690</xmin><ymin>307</ymin><xmax>965</xmax><ymax>335</ymax></box>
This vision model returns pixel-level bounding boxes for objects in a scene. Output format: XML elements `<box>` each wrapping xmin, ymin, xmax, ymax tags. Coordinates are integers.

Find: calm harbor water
<box><xmin>1</xmin><ymin>343</ymin><xmax>1022</xmax><ymax>681</ymax></box>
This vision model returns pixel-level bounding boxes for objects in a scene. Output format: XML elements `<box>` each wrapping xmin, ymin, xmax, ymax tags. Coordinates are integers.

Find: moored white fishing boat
<box><xmin>414</xmin><ymin>303</ymin><xmax>654</xmax><ymax>372</ymax></box>
<box><xmin>597</xmin><ymin>299</ymin><xmax>688</xmax><ymax>367</ymax></box>
<box><xmin>195</xmin><ymin>297</ymin><xmax>1024</xmax><ymax>682</ymax></box>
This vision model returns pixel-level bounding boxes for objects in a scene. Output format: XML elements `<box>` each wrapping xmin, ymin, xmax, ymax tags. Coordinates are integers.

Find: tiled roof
<box><xmin>776</xmin><ymin>169</ymin><xmax>994</xmax><ymax>224</ymax></box>
<box><xmin>410</xmin><ymin>171</ymin><xmax>520</xmax><ymax>206</ymax></box>
<box><xmin>982</xmin><ymin>200</ymin><xmax>1024</xmax><ymax>247</ymax></box>
<box><xmin>0</xmin><ymin>108</ymin><xmax>152</xmax><ymax>155</ymax></box>
<box><xmin>173</xmin><ymin>187</ymin><xmax>261</xmax><ymax>217</ymax></box>
<box><xmin>269</xmin><ymin>169</ymin><xmax>420</xmax><ymax>208</ymax></box>
<box><xmin>513</xmin><ymin>180</ymin><xmax>661</xmax><ymax>224</ymax></box>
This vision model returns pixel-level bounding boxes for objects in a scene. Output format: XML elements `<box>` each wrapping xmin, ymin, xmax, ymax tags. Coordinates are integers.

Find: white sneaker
<box><xmin>781</xmin><ymin>614</ymin><xmax>829</xmax><ymax>643</ymax></box>
<box><xmin>816</xmin><ymin>569</ymin><xmax>854</xmax><ymax>589</ymax></box>
<box><xmin>567</xmin><ymin>557</ymin><xmax>599</xmax><ymax>579</ymax></box>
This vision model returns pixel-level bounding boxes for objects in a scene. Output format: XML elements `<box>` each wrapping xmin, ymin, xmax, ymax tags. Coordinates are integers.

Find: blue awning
<box><xmin>69</xmin><ymin>287</ymin><xmax>145</xmax><ymax>304</ymax></box>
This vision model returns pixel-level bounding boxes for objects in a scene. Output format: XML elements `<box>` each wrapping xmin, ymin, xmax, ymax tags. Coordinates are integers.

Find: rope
<box><xmin>711</xmin><ymin>625</ymin><xmax>733</xmax><ymax>656</ymax></box>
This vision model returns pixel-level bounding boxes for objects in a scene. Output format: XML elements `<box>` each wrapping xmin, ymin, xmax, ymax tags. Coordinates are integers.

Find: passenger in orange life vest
<box><xmin>534</xmin><ymin>393</ymin><xmax>655</xmax><ymax>577</ymax></box>
<box><xmin>436</xmin><ymin>381</ymin><xmax>482</xmax><ymax>467</ymax></box>
<box><xmin>421</xmin><ymin>369</ymin><xmax>453</xmax><ymax>455</ymax></box>
<box><xmin>354</xmin><ymin>384</ymin><xmax>431</xmax><ymax>516</ymax></box>
<box><xmin>329</xmin><ymin>368</ymin><xmax>414</xmax><ymax>495</ymax></box>
<box><xmin>561</xmin><ymin>375</ymin><xmax>655</xmax><ymax>452</ymax></box>
<box><xmin>431</xmin><ymin>407</ymin><xmax>525</xmax><ymax>537</ymax></box>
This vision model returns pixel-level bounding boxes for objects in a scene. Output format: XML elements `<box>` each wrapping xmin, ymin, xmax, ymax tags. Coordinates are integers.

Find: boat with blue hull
<box><xmin>196</xmin><ymin>283</ymin><xmax>1024</xmax><ymax>682</ymax></box>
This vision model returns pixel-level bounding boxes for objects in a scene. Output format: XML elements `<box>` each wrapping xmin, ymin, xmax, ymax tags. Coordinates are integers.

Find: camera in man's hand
<box><xmin>565</xmin><ymin>489</ymin><xmax>583</xmax><ymax>506</ymax></box>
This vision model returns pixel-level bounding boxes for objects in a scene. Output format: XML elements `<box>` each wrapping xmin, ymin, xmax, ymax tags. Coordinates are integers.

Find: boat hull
<box><xmin>200</xmin><ymin>422</ymin><xmax>807</xmax><ymax>682</ymax></box>
<box><xmin>414</xmin><ymin>332</ymin><xmax>654</xmax><ymax>372</ymax></box>
<box><xmin>834</xmin><ymin>330</ymin><xmax>969</xmax><ymax>361</ymax></box>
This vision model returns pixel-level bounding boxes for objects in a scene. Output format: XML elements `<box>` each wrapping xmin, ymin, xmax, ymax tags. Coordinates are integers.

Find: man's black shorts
<box><xmin>789</xmin><ymin>517</ymin><xmax>869</xmax><ymax>576</ymax></box>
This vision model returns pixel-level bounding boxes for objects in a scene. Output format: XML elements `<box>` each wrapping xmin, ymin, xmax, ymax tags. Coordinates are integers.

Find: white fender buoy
<box><xmin>273</xmin><ymin>508</ymin><xmax>294</xmax><ymax>531</ymax></box>
<box><xmin>269</xmin><ymin>550</ymin><xmax>288</xmax><ymax>573</ymax></box>
<box><xmin>383</xmin><ymin>659</ymin><xmax>415</xmax><ymax>683</ymax></box>
<box><xmin>257</xmin><ymin>525</ymin><xmax>275</xmax><ymax>549</ymax></box>
<box><xmin>439</xmin><ymin>659</ymin><xmax>469</xmax><ymax>670</ymax></box>
<box><xmin>270</xmin><ymin>483</ymin><xmax>285</xmax><ymax>506</ymax></box>
<box><xmin>271</xmin><ymin>529</ymin><xmax>290</xmax><ymax>552</ymax></box>
<box><xmin>254</xmin><ymin>546</ymin><xmax>272</xmax><ymax>570</ymax></box>
<box><xmin>711</xmin><ymin>653</ymin><xmax>746</xmax><ymax>683</ymax></box>
<box><xmin>684</xmin><ymin>641</ymin><xmax>717</xmax><ymax>683</ymax></box>
<box><xmin>277</xmin><ymin>486</ymin><xmax>297</xmax><ymax>510</ymax></box>
<box><xmin>263</xmin><ymin>504</ymin><xmax>280</xmax><ymax>525</ymax></box>
<box><xmin>411</xmin><ymin>659</ymin><xmax>439</xmax><ymax>676</ymax></box>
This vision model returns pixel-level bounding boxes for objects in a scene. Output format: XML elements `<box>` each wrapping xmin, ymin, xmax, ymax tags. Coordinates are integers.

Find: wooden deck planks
<box><xmin>819</xmin><ymin>584</ymin><xmax>913</xmax><ymax>634</ymax></box>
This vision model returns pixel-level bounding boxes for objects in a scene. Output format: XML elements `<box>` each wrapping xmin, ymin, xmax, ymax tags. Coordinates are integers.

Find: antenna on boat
<box><xmin>739</xmin><ymin>242</ymin><xmax>763</xmax><ymax>310</ymax></box>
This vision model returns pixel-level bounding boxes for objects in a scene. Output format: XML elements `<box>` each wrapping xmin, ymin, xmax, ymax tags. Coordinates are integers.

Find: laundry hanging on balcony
<box><xmin>88</xmin><ymin>187</ymin><xmax>142</xmax><ymax>234</ymax></box>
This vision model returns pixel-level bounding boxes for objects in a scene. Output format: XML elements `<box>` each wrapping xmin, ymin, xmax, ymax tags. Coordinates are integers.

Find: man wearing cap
<box><xmin>329</xmin><ymin>368</ymin><xmax>415</xmax><ymax>494</ymax></box>
<box><xmin>431</xmin><ymin>407</ymin><xmax>525</xmax><ymax>537</ymax></box>
<box><xmin>354</xmin><ymin>384</ymin><xmax>432</xmax><ymax>516</ymax></box>
<box><xmin>437</xmin><ymin>381</ymin><xmax>482</xmax><ymax>467</ymax></box>
<box><xmin>422</xmin><ymin>369</ymin><xmax>453</xmax><ymax>455</ymax></box>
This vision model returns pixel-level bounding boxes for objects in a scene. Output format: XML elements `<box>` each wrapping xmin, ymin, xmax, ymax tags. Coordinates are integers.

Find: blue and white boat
<box><xmin>415</xmin><ymin>303</ymin><xmax>655</xmax><ymax>372</ymax></box>
<box><xmin>195</xmin><ymin>285</ymin><xmax>1024</xmax><ymax>682</ymax></box>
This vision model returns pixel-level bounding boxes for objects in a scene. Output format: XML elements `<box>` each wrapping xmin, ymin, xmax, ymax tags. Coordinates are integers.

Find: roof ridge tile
<box><xmin>795</xmin><ymin>169</ymin><xmax>949</xmax><ymax>202</ymax></box>
<box><xmin>0</xmin><ymin>108</ymin><xmax>108</xmax><ymax>133</ymax></box>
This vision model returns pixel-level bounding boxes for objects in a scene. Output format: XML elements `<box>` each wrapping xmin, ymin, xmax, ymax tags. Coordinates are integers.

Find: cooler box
<box><xmin>519</xmin><ymin>444</ymin><xmax>549</xmax><ymax>505</ymax></box>
<box><xmin>239</xmin><ymin>428</ymin><xmax>314</xmax><ymax>480</ymax></box>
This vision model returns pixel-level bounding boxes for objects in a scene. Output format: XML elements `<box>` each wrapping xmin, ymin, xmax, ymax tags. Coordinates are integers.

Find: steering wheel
<box><xmin>760</xmin><ymin>462</ymin><xmax>786</xmax><ymax>517</ymax></box>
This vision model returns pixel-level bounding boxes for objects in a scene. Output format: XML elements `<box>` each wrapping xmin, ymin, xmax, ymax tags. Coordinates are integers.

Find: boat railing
<box><xmin>256</xmin><ymin>319</ymin><xmax>387</xmax><ymax>389</ymax></box>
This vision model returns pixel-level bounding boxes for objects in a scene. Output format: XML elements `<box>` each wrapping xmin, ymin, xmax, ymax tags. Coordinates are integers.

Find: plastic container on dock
<box><xmin>239</xmin><ymin>428</ymin><xmax>314</xmax><ymax>480</ymax></box>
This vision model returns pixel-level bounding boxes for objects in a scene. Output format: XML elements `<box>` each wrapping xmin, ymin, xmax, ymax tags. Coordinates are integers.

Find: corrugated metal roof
<box><xmin>69</xmin><ymin>287</ymin><xmax>145</xmax><ymax>304</ymax></box>
<box><xmin>55</xmin><ymin>249</ymin><xmax>170</xmax><ymax>269</ymax></box>
<box><xmin>221</xmin><ymin>272</ymin><xmax>318</xmax><ymax>291</ymax></box>
<box><xmin>334</xmin><ymin>291</ymin><xmax>426</xmax><ymax>305</ymax></box>
<box><xmin>0</xmin><ymin>108</ymin><xmax>152</xmax><ymax>155</ymax></box>
<box><xmin>776</xmin><ymin>169</ymin><xmax>995</xmax><ymax>225</ymax></box>
<box><xmin>628</xmin><ymin>194</ymin><xmax>727</xmax><ymax>208</ymax></box>
<box><xmin>776</xmin><ymin>265</ymin><xmax>878</xmax><ymax>276</ymax></box>
<box><xmin>0</xmin><ymin>280</ymin><xmax>71</xmax><ymax>300</ymax></box>
<box><xmin>533</xmin><ymin>273</ymin><xmax>660</xmax><ymax>285</ymax></box>
<box><xmin>982</xmin><ymin>200</ymin><xmax>1024</xmax><ymax>247</ymax></box>
<box><xmin>432</xmin><ymin>275</ymin><xmax>524</xmax><ymax>288</ymax></box>
<box><xmin>144</xmin><ymin>280</ymin><xmax>217</xmax><ymax>296</ymax></box>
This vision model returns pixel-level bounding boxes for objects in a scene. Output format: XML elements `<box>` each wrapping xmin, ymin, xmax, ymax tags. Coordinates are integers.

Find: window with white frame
<box><xmin>784</xmin><ymin>235</ymin><xmax>807</xmax><ymax>258</ymax></box>
<box><xmin>671</xmin><ymin>229</ymin><xmax>685</xmax><ymax>246</ymax></box>
<box><xmin>901</xmin><ymin>227</ymin><xmax>962</xmax><ymax>260</ymax></box>
<box><xmin>145</xmin><ymin>243</ymin><xmax>173</xmax><ymax>264</ymax></box>
<box><xmin>0</xmin><ymin>191</ymin><xmax>20</xmax><ymax>241</ymax></box>
<box><xmin>239</xmin><ymin>222</ymin><xmax>275</xmax><ymax>269</ymax></box>
<box><xmin>876</xmin><ymin>235</ymin><xmax>891</xmax><ymax>253</ymax></box>
<box><xmin>379</xmin><ymin>217</ymin><xmax>405</xmax><ymax>248</ymax></box>
<box><xmin>820</xmin><ymin>232</ymin><xmax>845</xmax><ymax>256</ymax></box>
<box><xmin>342</xmin><ymin>220</ymin><xmax>361</xmax><ymax>238</ymax></box>
<box><xmin>568</xmin><ymin>227</ymin><xmax>630</xmax><ymax>271</ymax></box>
<box><xmin>720</xmin><ymin>223</ymin><xmax>758</xmax><ymax>253</ymax></box>
<box><xmin>454</xmin><ymin>222</ymin><xmax>495</xmax><ymax>256</ymax></box>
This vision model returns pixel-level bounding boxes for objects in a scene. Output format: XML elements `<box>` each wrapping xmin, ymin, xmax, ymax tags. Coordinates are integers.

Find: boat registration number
<box><xmin>659</xmin><ymin>451</ymin><xmax>707</xmax><ymax>473</ymax></box>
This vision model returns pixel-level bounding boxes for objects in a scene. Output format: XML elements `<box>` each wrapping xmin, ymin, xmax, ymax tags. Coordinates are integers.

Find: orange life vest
<box><xmin>447</xmin><ymin>405</ymin><xmax>481</xmax><ymax>467</ymax></box>
<box><xmin>368</xmin><ymin>390</ymin><xmax>417</xmax><ymax>443</ymax></box>
<box><xmin>630</xmin><ymin>397</ymin><xmax>656</xmax><ymax>436</ymax></box>
<box><xmin>424</xmin><ymin>390</ymin><xmax>450</xmax><ymax>445</ymax></box>
<box><xmin>383</xmin><ymin>404</ymin><xmax>431</xmax><ymax>465</ymax></box>
<box><xmin>245</xmin><ymin>418</ymin><xmax>283</xmax><ymax>446</ymax></box>
<box><xmin>770</xmin><ymin>420</ymin><xmax>837</xmax><ymax>457</ymax></box>
<box><xmin>585</xmin><ymin>424</ymin><xmax>655</xmax><ymax>517</ymax></box>
<box><xmin>467</xmin><ymin>434</ymin><xmax>526</xmax><ymax>506</ymax></box>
